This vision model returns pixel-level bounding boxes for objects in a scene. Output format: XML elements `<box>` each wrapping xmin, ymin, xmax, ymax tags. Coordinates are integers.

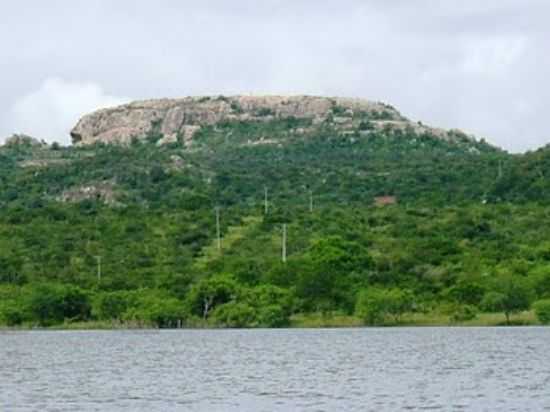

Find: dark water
<box><xmin>1</xmin><ymin>327</ymin><xmax>550</xmax><ymax>411</ymax></box>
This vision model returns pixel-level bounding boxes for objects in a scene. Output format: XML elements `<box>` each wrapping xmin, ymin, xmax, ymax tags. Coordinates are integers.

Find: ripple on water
<box><xmin>1</xmin><ymin>328</ymin><xmax>550</xmax><ymax>411</ymax></box>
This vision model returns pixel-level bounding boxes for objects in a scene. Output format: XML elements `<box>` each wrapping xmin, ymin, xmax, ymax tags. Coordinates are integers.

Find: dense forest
<box><xmin>2</xmin><ymin>118</ymin><xmax>550</xmax><ymax>327</ymax></box>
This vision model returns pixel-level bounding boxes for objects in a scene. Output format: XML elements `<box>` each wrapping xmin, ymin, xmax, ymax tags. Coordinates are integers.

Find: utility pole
<box><xmin>282</xmin><ymin>224</ymin><xmax>287</xmax><ymax>263</ymax></box>
<box><xmin>309</xmin><ymin>190</ymin><xmax>313</xmax><ymax>213</ymax></box>
<box><xmin>215</xmin><ymin>206</ymin><xmax>221</xmax><ymax>252</ymax></box>
<box><xmin>95</xmin><ymin>255</ymin><xmax>102</xmax><ymax>282</ymax></box>
<box><xmin>264</xmin><ymin>186</ymin><xmax>269</xmax><ymax>215</ymax></box>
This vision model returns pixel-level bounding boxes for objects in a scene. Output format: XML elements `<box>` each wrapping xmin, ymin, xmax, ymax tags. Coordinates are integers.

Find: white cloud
<box><xmin>0</xmin><ymin>1</ymin><xmax>549</xmax><ymax>152</ymax></box>
<box><xmin>3</xmin><ymin>78</ymin><xmax>128</xmax><ymax>145</ymax></box>
<box><xmin>461</xmin><ymin>36</ymin><xmax>527</xmax><ymax>75</ymax></box>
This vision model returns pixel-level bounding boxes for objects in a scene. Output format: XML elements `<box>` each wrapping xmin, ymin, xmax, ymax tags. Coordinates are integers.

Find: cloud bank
<box><xmin>3</xmin><ymin>78</ymin><xmax>128</xmax><ymax>145</ymax></box>
<box><xmin>0</xmin><ymin>1</ymin><xmax>549</xmax><ymax>151</ymax></box>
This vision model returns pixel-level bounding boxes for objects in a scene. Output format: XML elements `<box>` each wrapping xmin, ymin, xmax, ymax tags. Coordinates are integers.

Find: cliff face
<box><xmin>70</xmin><ymin>95</ymin><xmax>407</xmax><ymax>146</ymax></box>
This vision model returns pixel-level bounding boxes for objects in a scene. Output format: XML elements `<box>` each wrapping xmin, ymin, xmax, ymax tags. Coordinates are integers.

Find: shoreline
<box><xmin>0</xmin><ymin>311</ymin><xmax>542</xmax><ymax>331</ymax></box>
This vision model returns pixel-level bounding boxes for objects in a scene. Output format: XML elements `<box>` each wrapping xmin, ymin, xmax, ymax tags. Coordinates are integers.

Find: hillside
<box><xmin>1</xmin><ymin>96</ymin><xmax>550</xmax><ymax>328</ymax></box>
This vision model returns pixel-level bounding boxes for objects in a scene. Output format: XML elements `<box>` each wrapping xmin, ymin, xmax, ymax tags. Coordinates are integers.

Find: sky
<box><xmin>0</xmin><ymin>0</ymin><xmax>548</xmax><ymax>152</ymax></box>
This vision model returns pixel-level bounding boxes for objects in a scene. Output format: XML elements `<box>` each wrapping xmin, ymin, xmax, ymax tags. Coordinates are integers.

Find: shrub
<box><xmin>123</xmin><ymin>295</ymin><xmax>184</xmax><ymax>328</ymax></box>
<box><xmin>230</xmin><ymin>102</ymin><xmax>243</xmax><ymax>114</ymax></box>
<box><xmin>450</xmin><ymin>304</ymin><xmax>478</xmax><ymax>322</ymax></box>
<box><xmin>22</xmin><ymin>284</ymin><xmax>91</xmax><ymax>326</ymax></box>
<box><xmin>447</xmin><ymin>280</ymin><xmax>486</xmax><ymax>306</ymax></box>
<box><xmin>246</xmin><ymin>285</ymin><xmax>294</xmax><ymax>315</ymax></box>
<box><xmin>185</xmin><ymin>274</ymin><xmax>241</xmax><ymax>319</ymax></box>
<box><xmin>358</xmin><ymin>120</ymin><xmax>374</xmax><ymax>131</ymax></box>
<box><xmin>92</xmin><ymin>291</ymin><xmax>133</xmax><ymax>320</ymax></box>
<box><xmin>257</xmin><ymin>305</ymin><xmax>289</xmax><ymax>327</ymax></box>
<box><xmin>355</xmin><ymin>288</ymin><xmax>413</xmax><ymax>325</ymax></box>
<box><xmin>211</xmin><ymin>302</ymin><xmax>256</xmax><ymax>328</ymax></box>
<box><xmin>256</xmin><ymin>107</ymin><xmax>274</xmax><ymax>117</ymax></box>
<box><xmin>533</xmin><ymin>299</ymin><xmax>550</xmax><ymax>324</ymax></box>
<box><xmin>331</xmin><ymin>105</ymin><xmax>346</xmax><ymax>115</ymax></box>
<box><xmin>355</xmin><ymin>288</ymin><xmax>388</xmax><ymax>325</ymax></box>
<box><xmin>0</xmin><ymin>303</ymin><xmax>25</xmax><ymax>326</ymax></box>
<box><xmin>102</xmin><ymin>289</ymin><xmax>185</xmax><ymax>327</ymax></box>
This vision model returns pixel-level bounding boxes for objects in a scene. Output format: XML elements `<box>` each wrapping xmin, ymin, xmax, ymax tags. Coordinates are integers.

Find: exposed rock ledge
<box><xmin>70</xmin><ymin>95</ymin><xmax>405</xmax><ymax>146</ymax></box>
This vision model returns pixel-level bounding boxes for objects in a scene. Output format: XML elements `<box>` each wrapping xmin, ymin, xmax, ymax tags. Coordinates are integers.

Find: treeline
<box><xmin>0</xmin><ymin>278</ymin><xmax>293</xmax><ymax>328</ymax></box>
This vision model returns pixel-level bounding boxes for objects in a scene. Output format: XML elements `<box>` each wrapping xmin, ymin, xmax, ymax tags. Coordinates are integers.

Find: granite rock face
<box><xmin>70</xmin><ymin>95</ymin><xmax>405</xmax><ymax>146</ymax></box>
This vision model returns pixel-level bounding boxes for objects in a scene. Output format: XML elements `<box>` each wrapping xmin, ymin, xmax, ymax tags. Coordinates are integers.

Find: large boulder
<box><xmin>70</xmin><ymin>95</ymin><xmax>403</xmax><ymax>146</ymax></box>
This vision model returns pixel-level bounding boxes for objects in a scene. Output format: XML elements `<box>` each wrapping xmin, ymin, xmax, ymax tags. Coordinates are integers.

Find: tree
<box><xmin>447</xmin><ymin>279</ymin><xmax>486</xmax><ymax>306</ymax></box>
<box><xmin>297</xmin><ymin>236</ymin><xmax>372</xmax><ymax>311</ymax></box>
<box><xmin>186</xmin><ymin>274</ymin><xmax>240</xmax><ymax>319</ymax></box>
<box><xmin>23</xmin><ymin>284</ymin><xmax>91</xmax><ymax>326</ymax></box>
<box><xmin>481</xmin><ymin>273</ymin><xmax>532</xmax><ymax>324</ymax></box>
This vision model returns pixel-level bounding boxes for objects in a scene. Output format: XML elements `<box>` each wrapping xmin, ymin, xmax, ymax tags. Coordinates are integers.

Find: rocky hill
<box><xmin>70</xmin><ymin>95</ymin><xmax>472</xmax><ymax>146</ymax></box>
<box><xmin>3</xmin><ymin>94</ymin><xmax>550</xmax><ymax>329</ymax></box>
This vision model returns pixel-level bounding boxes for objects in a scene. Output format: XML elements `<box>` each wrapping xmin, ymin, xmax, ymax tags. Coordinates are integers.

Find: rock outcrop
<box><xmin>70</xmin><ymin>95</ymin><xmax>406</xmax><ymax>146</ymax></box>
<box><xmin>58</xmin><ymin>181</ymin><xmax>119</xmax><ymax>205</ymax></box>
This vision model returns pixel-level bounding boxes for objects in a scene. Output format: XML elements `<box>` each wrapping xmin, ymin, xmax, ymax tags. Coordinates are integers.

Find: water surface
<box><xmin>1</xmin><ymin>327</ymin><xmax>549</xmax><ymax>411</ymax></box>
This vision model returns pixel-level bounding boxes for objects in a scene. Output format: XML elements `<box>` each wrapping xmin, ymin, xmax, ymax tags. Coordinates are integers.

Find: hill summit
<box><xmin>70</xmin><ymin>95</ymin><xmax>472</xmax><ymax>146</ymax></box>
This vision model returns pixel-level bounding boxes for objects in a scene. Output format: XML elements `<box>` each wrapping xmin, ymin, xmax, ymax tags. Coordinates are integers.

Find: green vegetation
<box><xmin>533</xmin><ymin>299</ymin><xmax>550</xmax><ymax>324</ymax></box>
<box><xmin>1</xmin><ymin>118</ymin><xmax>550</xmax><ymax>328</ymax></box>
<box><xmin>355</xmin><ymin>288</ymin><xmax>413</xmax><ymax>325</ymax></box>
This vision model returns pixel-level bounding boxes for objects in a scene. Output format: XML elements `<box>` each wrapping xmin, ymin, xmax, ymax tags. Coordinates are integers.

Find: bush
<box><xmin>185</xmin><ymin>274</ymin><xmax>241</xmax><ymax>319</ymax></box>
<box><xmin>358</xmin><ymin>120</ymin><xmax>374</xmax><ymax>131</ymax></box>
<box><xmin>246</xmin><ymin>284</ymin><xmax>294</xmax><ymax>316</ymax></box>
<box><xmin>256</xmin><ymin>107</ymin><xmax>274</xmax><ymax>117</ymax></box>
<box><xmin>257</xmin><ymin>305</ymin><xmax>289</xmax><ymax>327</ymax></box>
<box><xmin>355</xmin><ymin>288</ymin><xmax>387</xmax><ymax>325</ymax></box>
<box><xmin>450</xmin><ymin>304</ymin><xmax>478</xmax><ymax>322</ymax></box>
<box><xmin>211</xmin><ymin>302</ymin><xmax>256</xmax><ymax>328</ymax></box>
<box><xmin>23</xmin><ymin>283</ymin><xmax>91</xmax><ymax>326</ymax></box>
<box><xmin>447</xmin><ymin>280</ymin><xmax>485</xmax><ymax>306</ymax></box>
<box><xmin>121</xmin><ymin>289</ymin><xmax>184</xmax><ymax>327</ymax></box>
<box><xmin>92</xmin><ymin>291</ymin><xmax>133</xmax><ymax>320</ymax></box>
<box><xmin>230</xmin><ymin>102</ymin><xmax>243</xmax><ymax>114</ymax></box>
<box><xmin>533</xmin><ymin>299</ymin><xmax>550</xmax><ymax>324</ymax></box>
<box><xmin>355</xmin><ymin>288</ymin><xmax>413</xmax><ymax>325</ymax></box>
<box><xmin>0</xmin><ymin>303</ymin><xmax>25</xmax><ymax>326</ymax></box>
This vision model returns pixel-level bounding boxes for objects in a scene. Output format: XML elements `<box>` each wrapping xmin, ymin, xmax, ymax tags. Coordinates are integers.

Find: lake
<box><xmin>1</xmin><ymin>327</ymin><xmax>549</xmax><ymax>411</ymax></box>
